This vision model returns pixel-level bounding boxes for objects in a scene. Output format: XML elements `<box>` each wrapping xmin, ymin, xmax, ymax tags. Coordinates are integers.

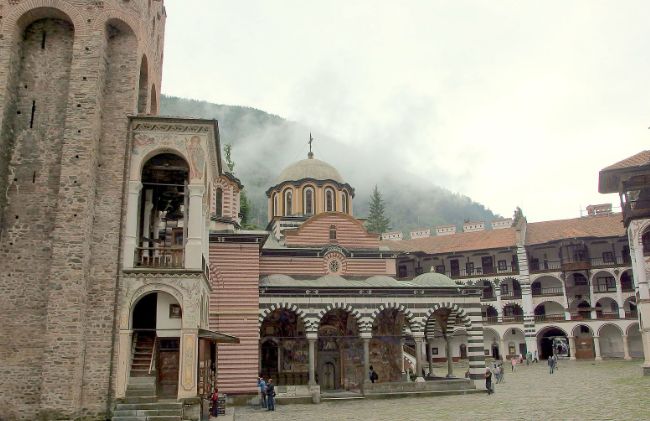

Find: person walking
<box><xmin>494</xmin><ymin>364</ymin><xmax>502</xmax><ymax>384</ymax></box>
<box><xmin>485</xmin><ymin>367</ymin><xmax>494</xmax><ymax>395</ymax></box>
<box><xmin>369</xmin><ymin>365</ymin><xmax>379</xmax><ymax>383</ymax></box>
<box><xmin>511</xmin><ymin>356</ymin><xmax>517</xmax><ymax>372</ymax></box>
<box><xmin>257</xmin><ymin>376</ymin><xmax>267</xmax><ymax>409</ymax></box>
<box><xmin>266</xmin><ymin>378</ymin><xmax>276</xmax><ymax>411</ymax></box>
<box><xmin>499</xmin><ymin>363</ymin><xmax>505</xmax><ymax>383</ymax></box>
<box><xmin>526</xmin><ymin>351</ymin><xmax>532</xmax><ymax>366</ymax></box>
<box><xmin>548</xmin><ymin>356</ymin><xmax>554</xmax><ymax>374</ymax></box>
<box><xmin>552</xmin><ymin>354</ymin><xmax>559</xmax><ymax>371</ymax></box>
<box><xmin>533</xmin><ymin>350</ymin><xmax>539</xmax><ymax>363</ymax></box>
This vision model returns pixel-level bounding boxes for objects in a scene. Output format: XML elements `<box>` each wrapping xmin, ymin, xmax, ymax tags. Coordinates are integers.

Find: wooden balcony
<box><xmin>482</xmin><ymin>317</ymin><xmax>499</xmax><ymax>324</ymax></box>
<box><xmin>135</xmin><ymin>246</ymin><xmax>184</xmax><ymax>269</ymax></box>
<box><xmin>534</xmin><ymin>314</ymin><xmax>565</xmax><ymax>322</ymax></box>
<box><xmin>531</xmin><ymin>287</ymin><xmax>563</xmax><ymax>297</ymax></box>
<box><xmin>447</xmin><ymin>265</ymin><xmax>519</xmax><ymax>279</ymax></box>
<box><xmin>625</xmin><ymin>311</ymin><xmax>638</xmax><ymax>319</ymax></box>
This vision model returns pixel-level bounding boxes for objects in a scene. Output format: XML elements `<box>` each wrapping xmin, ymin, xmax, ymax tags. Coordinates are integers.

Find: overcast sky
<box><xmin>162</xmin><ymin>1</ymin><xmax>650</xmax><ymax>222</ymax></box>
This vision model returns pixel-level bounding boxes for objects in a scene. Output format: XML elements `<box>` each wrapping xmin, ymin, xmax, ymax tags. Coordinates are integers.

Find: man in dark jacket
<box><xmin>266</xmin><ymin>378</ymin><xmax>276</xmax><ymax>411</ymax></box>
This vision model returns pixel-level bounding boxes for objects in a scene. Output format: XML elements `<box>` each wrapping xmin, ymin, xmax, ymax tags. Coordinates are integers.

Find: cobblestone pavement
<box><xmin>234</xmin><ymin>360</ymin><xmax>650</xmax><ymax>420</ymax></box>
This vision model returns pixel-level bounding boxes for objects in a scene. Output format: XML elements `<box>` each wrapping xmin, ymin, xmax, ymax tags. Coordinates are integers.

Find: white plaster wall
<box><xmin>156</xmin><ymin>291</ymin><xmax>181</xmax><ymax>337</ymax></box>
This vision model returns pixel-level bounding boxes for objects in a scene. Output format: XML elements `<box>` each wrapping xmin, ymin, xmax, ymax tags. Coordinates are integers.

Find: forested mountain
<box><xmin>160</xmin><ymin>95</ymin><xmax>500</xmax><ymax>235</ymax></box>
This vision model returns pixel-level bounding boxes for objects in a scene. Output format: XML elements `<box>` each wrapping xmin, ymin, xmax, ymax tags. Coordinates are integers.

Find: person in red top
<box><xmin>210</xmin><ymin>387</ymin><xmax>219</xmax><ymax>417</ymax></box>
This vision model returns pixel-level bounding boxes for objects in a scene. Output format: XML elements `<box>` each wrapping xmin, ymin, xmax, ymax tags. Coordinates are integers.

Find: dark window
<box><xmin>215</xmin><ymin>187</ymin><xmax>223</xmax><ymax>217</ymax></box>
<box><xmin>450</xmin><ymin>259</ymin><xmax>460</xmax><ymax>277</ymax></box>
<box><xmin>329</xmin><ymin>224</ymin><xmax>337</xmax><ymax>240</ymax></box>
<box><xmin>622</xmin><ymin>246</ymin><xmax>631</xmax><ymax>264</ymax></box>
<box><xmin>398</xmin><ymin>265</ymin><xmax>408</xmax><ymax>278</ymax></box>
<box><xmin>435</xmin><ymin>264</ymin><xmax>446</xmax><ymax>274</ymax></box>
<box><xmin>465</xmin><ymin>262</ymin><xmax>474</xmax><ymax>275</ymax></box>
<box><xmin>643</xmin><ymin>231</ymin><xmax>650</xmax><ymax>256</ymax></box>
<box><xmin>500</xmin><ymin>283</ymin><xmax>510</xmax><ymax>296</ymax></box>
<box><xmin>498</xmin><ymin>260</ymin><xmax>507</xmax><ymax>271</ymax></box>
<box><xmin>602</xmin><ymin>251</ymin><xmax>614</xmax><ymax>264</ymax></box>
<box><xmin>530</xmin><ymin>258</ymin><xmax>540</xmax><ymax>271</ymax></box>
<box><xmin>305</xmin><ymin>188</ymin><xmax>314</xmax><ymax>215</ymax></box>
<box><xmin>595</xmin><ymin>276</ymin><xmax>616</xmax><ymax>292</ymax></box>
<box><xmin>573</xmin><ymin>274</ymin><xmax>588</xmax><ymax>286</ymax></box>
<box><xmin>482</xmin><ymin>256</ymin><xmax>494</xmax><ymax>274</ymax></box>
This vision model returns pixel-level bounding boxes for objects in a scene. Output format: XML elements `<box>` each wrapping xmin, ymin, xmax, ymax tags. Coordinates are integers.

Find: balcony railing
<box><xmin>625</xmin><ymin>311</ymin><xmax>638</xmax><ymax>319</ymax></box>
<box><xmin>502</xmin><ymin>315</ymin><xmax>524</xmax><ymax>323</ymax></box>
<box><xmin>529</xmin><ymin>260</ymin><xmax>562</xmax><ymax>273</ymax></box>
<box><xmin>534</xmin><ymin>314</ymin><xmax>565</xmax><ymax>322</ymax></box>
<box><xmin>482</xmin><ymin>317</ymin><xmax>499</xmax><ymax>324</ymax></box>
<box><xmin>569</xmin><ymin>312</ymin><xmax>592</xmax><ymax>321</ymax></box>
<box><xmin>531</xmin><ymin>287</ymin><xmax>563</xmax><ymax>297</ymax></box>
<box><xmin>596</xmin><ymin>312</ymin><xmax>619</xmax><ymax>320</ymax></box>
<box><xmin>447</xmin><ymin>264</ymin><xmax>519</xmax><ymax>279</ymax></box>
<box><xmin>135</xmin><ymin>246</ymin><xmax>184</xmax><ymax>269</ymax></box>
<box><xmin>501</xmin><ymin>293</ymin><xmax>523</xmax><ymax>300</ymax></box>
<box><xmin>481</xmin><ymin>294</ymin><xmax>496</xmax><ymax>301</ymax></box>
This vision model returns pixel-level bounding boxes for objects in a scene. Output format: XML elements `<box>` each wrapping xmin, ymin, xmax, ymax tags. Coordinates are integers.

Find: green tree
<box><xmin>223</xmin><ymin>143</ymin><xmax>235</xmax><ymax>173</ymax></box>
<box><xmin>365</xmin><ymin>185</ymin><xmax>391</xmax><ymax>234</ymax></box>
<box><xmin>512</xmin><ymin>206</ymin><xmax>525</xmax><ymax>226</ymax></box>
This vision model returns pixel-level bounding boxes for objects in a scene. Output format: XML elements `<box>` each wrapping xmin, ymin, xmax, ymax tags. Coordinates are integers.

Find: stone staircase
<box><xmin>112</xmin><ymin>334</ymin><xmax>185</xmax><ymax>421</ymax></box>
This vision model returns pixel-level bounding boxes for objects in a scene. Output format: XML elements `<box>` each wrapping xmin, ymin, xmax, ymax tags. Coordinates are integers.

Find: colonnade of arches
<box><xmin>258</xmin><ymin>303</ymin><xmax>478</xmax><ymax>391</ymax></box>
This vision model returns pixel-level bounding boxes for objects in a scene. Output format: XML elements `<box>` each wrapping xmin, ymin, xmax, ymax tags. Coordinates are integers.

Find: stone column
<box><xmin>427</xmin><ymin>338</ymin><xmax>434</xmax><ymax>376</ymax></box>
<box><xmin>400</xmin><ymin>337</ymin><xmax>406</xmax><ymax>375</ymax></box>
<box><xmin>568</xmin><ymin>336</ymin><xmax>576</xmax><ymax>360</ymax></box>
<box><xmin>500</xmin><ymin>338</ymin><xmax>507</xmax><ymax>359</ymax></box>
<box><xmin>588</xmin><ymin>278</ymin><xmax>597</xmax><ymax>320</ymax></box>
<box><xmin>361</xmin><ymin>332</ymin><xmax>372</xmax><ymax>390</ymax></box>
<box><xmin>622</xmin><ymin>335</ymin><xmax>631</xmax><ymax>360</ymax></box>
<box><xmin>615</xmin><ymin>275</ymin><xmax>626</xmax><ymax>318</ymax></box>
<box><xmin>413</xmin><ymin>333</ymin><xmax>425</xmax><ymax>381</ymax></box>
<box><xmin>561</xmin><ymin>279</ymin><xmax>571</xmax><ymax>320</ymax></box>
<box><xmin>307</xmin><ymin>333</ymin><xmax>317</xmax><ymax>385</ymax></box>
<box><xmin>186</xmin><ymin>184</ymin><xmax>205</xmax><ymax>269</ymax></box>
<box><xmin>123</xmin><ymin>181</ymin><xmax>143</xmax><ymax>268</ymax></box>
<box><xmin>115</xmin><ymin>329</ymin><xmax>133</xmax><ymax>399</ymax></box>
<box><xmin>593</xmin><ymin>336</ymin><xmax>602</xmax><ymax>360</ymax></box>
<box><xmin>178</xmin><ymin>329</ymin><xmax>199</xmax><ymax>399</ymax></box>
<box><xmin>495</xmin><ymin>287</ymin><xmax>503</xmax><ymax>322</ymax></box>
<box><xmin>445</xmin><ymin>337</ymin><xmax>453</xmax><ymax>377</ymax></box>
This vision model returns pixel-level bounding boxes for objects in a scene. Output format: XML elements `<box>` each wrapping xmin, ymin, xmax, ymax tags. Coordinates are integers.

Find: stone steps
<box><xmin>113</xmin><ymin>400</ymin><xmax>183</xmax><ymax>421</ymax></box>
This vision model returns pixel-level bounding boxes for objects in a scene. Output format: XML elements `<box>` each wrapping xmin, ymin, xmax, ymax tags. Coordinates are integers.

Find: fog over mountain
<box><xmin>160</xmin><ymin>95</ymin><xmax>500</xmax><ymax>233</ymax></box>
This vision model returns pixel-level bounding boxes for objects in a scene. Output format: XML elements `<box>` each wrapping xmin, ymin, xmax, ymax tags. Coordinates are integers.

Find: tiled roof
<box><xmin>382</xmin><ymin>227</ymin><xmax>517</xmax><ymax>254</ymax></box>
<box><xmin>525</xmin><ymin>213</ymin><xmax>625</xmax><ymax>245</ymax></box>
<box><xmin>602</xmin><ymin>150</ymin><xmax>650</xmax><ymax>171</ymax></box>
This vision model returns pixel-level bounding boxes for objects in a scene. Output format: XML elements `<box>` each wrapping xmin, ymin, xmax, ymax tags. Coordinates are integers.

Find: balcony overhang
<box><xmin>198</xmin><ymin>328</ymin><xmax>239</xmax><ymax>344</ymax></box>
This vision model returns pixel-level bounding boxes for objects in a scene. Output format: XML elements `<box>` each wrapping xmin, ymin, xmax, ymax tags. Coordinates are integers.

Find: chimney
<box><xmin>491</xmin><ymin>218</ymin><xmax>513</xmax><ymax>230</ymax></box>
<box><xmin>435</xmin><ymin>225</ymin><xmax>457</xmax><ymax>236</ymax></box>
<box><xmin>381</xmin><ymin>231</ymin><xmax>403</xmax><ymax>241</ymax></box>
<box><xmin>410</xmin><ymin>228</ymin><xmax>431</xmax><ymax>239</ymax></box>
<box><xmin>586</xmin><ymin>203</ymin><xmax>612</xmax><ymax>216</ymax></box>
<box><xmin>463</xmin><ymin>221</ymin><xmax>485</xmax><ymax>233</ymax></box>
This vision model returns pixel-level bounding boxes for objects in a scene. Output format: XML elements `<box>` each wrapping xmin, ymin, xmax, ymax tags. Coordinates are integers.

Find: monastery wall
<box><xmin>0</xmin><ymin>1</ymin><xmax>165</xmax><ymax>419</ymax></box>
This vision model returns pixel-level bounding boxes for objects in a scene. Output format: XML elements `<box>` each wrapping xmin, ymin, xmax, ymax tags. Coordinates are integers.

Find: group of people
<box><xmin>484</xmin><ymin>351</ymin><xmax>555</xmax><ymax>394</ymax></box>
<box><xmin>257</xmin><ymin>376</ymin><xmax>276</xmax><ymax>411</ymax></box>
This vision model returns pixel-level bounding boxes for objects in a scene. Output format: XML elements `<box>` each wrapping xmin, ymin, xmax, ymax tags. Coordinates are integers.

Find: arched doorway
<box><xmin>483</xmin><ymin>328</ymin><xmax>500</xmax><ymax>359</ymax></box>
<box><xmin>482</xmin><ymin>305</ymin><xmax>498</xmax><ymax>324</ymax></box>
<box><xmin>595</xmin><ymin>298</ymin><xmax>619</xmax><ymax>319</ymax></box>
<box><xmin>318</xmin><ymin>309</ymin><xmax>360</xmax><ymax>391</ymax></box>
<box><xmin>259</xmin><ymin>309</ymin><xmax>307</xmax><ymax>385</ymax></box>
<box><xmin>598</xmin><ymin>324</ymin><xmax>624</xmax><ymax>358</ymax></box>
<box><xmin>572</xmin><ymin>324</ymin><xmax>595</xmax><ymax>359</ymax></box>
<box><xmin>131</xmin><ymin>291</ymin><xmax>182</xmax><ymax>398</ymax></box>
<box><xmin>503</xmin><ymin>327</ymin><xmax>526</xmax><ymax>357</ymax></box>
<box><xmin>537</xmin><ymin>327</ymin><xmax>568</xmax><ymax>360</ymax></box>
<box><xmin>627</xmin><ymin>323</ymin><xmax>644</xmax><ymax>358</ymax></box>
<box><xmin>137</xmin><ymin>153</ymin><xmax>189</xmax><ymax>268</ymax></box>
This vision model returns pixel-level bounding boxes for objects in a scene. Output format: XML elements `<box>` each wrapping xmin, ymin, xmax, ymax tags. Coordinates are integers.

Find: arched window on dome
<box><xmin>284</xmin><ymin>189</ymin><xmax>293</xmax><ymax>216</ymax></box>
<box><xmin>329</xmin><ymin>224</ymin><xmax>337</xmax><ymax>240</ymax></box>
<box><xmin>341</xmin><ymin>191</ymin><xmax>349</xmax><ymax>214</ymax></box>
<box><xmin>272</xmin><ymin>193</ymin><xmax>278</xmax><ymax>217</ymax></box>
<box><xmin>215</xmin><ymin>187</ymin><xmax>223</xmax><ymax>218</ymax></box>
<box><xmin>303</xmin><ymin>187</ymin><xmax>314</xmax><ymax>216</ymax></box>
<box><xmin>325</xmin><ymin>188</ymin><xmax>336</xmax><ymax>212</ymax></box>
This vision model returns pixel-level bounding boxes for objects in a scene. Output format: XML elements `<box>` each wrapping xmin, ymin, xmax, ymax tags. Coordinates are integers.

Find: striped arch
<box><xmin>317</xmin><ymin>302</ymin><xmax>363</xmax><ymax>330</ymax></box>
<box><xmin>500</xmin><ymin>300</ymin><xmax>524</xmax><ymax>311</ymax></box>
<box><xmin>634</xmin><ymin>219</ymin><xmax>650</xmax><ymax>246</ymax></box>
<box><xmin>370</xmin><ymin>302</ymin><xmax>417</xmax><ymax>331</ymax></box>
<box><xmin>421</xmin><ymin>302</ymin><xmax>472</xmax><ymax>331</ymax></box>
<box><xmin>258</xmin><ymin>302</ymin><xmax>314</xmax><ymax>332</ymax></box>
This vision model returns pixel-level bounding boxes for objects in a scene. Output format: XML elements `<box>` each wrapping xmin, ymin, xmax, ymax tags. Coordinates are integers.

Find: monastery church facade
<box><xmin>0</xmin><ymin>2</ymin><xmax>649</xmax><ymax>421</ymax></box>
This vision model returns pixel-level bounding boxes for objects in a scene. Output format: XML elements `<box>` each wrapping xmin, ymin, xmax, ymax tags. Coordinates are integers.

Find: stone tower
<box><xmin>0</xmin><ymin>1</ymin><xmax>165</xmax><ymax>419</ymax></box>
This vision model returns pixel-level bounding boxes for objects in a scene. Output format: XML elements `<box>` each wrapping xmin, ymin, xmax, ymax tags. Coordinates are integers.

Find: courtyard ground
<box><xmin>232</xmin><ymin>359</ymin><xmax>650</xmax><ymax>420</ymax></box>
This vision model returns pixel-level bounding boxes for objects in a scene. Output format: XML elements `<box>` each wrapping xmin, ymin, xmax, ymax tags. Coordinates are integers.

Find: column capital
<box><xmin>128</xmin><ymin>180</ymin><xmax>143</xmax><ymax>194</ymax></box>
<box><xmin>187</xmin><ymin>183</ymin><xmax>205</xmax><ymax>196</ymax></box>
<box><xmin>412</xmin><ymin>332</ymin><xmax>425</xmax><ymax>340</ymax></box>
<box><xmin>306</xmin><ymin>332</ymin><xmax>318</xmax><ymax>340</ymax></box>
<box><xmin>360</xmin><ymin>332</ymin><xmax>372</xmax><ymax>340</ymax></box>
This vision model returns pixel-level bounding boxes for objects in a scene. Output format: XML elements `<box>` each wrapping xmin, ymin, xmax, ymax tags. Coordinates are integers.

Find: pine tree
<box><xmin>366</xmin><ymin>185</ymin><xmax>391</xmax><ymax>234</ymax></box>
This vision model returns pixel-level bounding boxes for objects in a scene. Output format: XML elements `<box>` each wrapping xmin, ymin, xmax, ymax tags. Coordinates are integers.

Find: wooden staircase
<box><xmin>130</xmin><ymin>332</ymin><xmax>156</xmax><ymax>378</ymax></box>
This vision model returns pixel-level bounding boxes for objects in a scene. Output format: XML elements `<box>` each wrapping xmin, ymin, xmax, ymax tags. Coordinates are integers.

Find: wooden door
<box><xmin>575</xmin><ymin>337</ymin><xmax>595</xmax><ymax>359</ymax></box>
<box><xmin>323</xmin><ymin>362</ymin><xmax>335</xmax><ymax>390</ymax></box>
<box><xmin>158</xmin><ymin>339</ymin><xmax>180</xmax><ymax>398</ymax></box>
